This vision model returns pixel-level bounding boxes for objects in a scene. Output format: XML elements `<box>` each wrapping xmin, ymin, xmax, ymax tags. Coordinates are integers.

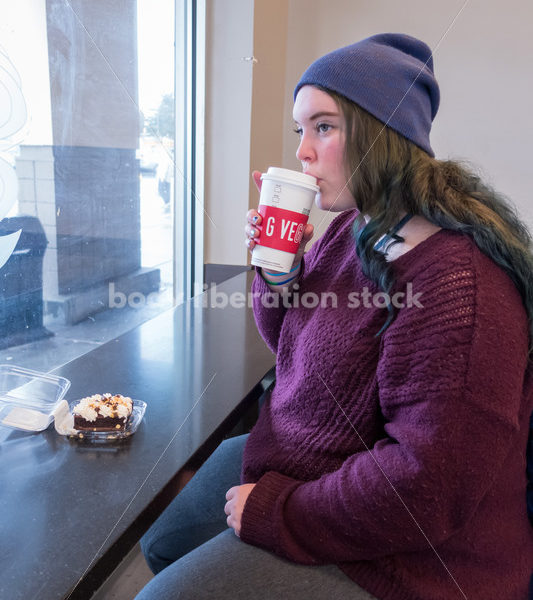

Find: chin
<box><xmin>315</xmin><ymin>193</ymin><xmax>333</xmax><ymax>211</ymax></box>
<box><xmin>315</xmin><ymin>193</ymin><xmax>352</xmax><ymax>213</ymax></box>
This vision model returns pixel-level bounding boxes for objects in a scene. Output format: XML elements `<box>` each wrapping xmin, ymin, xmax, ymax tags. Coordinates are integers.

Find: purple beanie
<box><xmin>293</xmin><ymin>33</ymin><xmax>440</xmax><ymax>156</ymax></box>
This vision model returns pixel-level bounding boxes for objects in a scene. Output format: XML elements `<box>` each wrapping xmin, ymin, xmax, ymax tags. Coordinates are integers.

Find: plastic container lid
<box><xmin>0</xmin><ymin>364</ymin><xmax>71</xmax><ymax>432</ymax></box>
<box><xmin>261</xmin><ymin>167</ymin><xmax>319</xmax><ymax>191</ymax></box>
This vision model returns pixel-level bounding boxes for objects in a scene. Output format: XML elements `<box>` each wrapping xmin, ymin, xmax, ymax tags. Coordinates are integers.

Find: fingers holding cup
<box><xmin>245</xmin><ymin>209</ymin><xmax>262</xmax><ymax>252</ymax></box>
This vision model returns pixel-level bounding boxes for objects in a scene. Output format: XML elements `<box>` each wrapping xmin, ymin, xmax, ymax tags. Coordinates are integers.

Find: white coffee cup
<box><xmin>251</xmin><ymin>167</ymin><xmax>319</xmax><ymax>273</ymax></box>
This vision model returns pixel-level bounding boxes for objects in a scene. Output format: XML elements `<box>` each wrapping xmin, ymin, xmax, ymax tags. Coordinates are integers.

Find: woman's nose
<box><xmin>296</xmin><ymin>132</ymin><xmax>315</xmax><ymax>164</ymax></box>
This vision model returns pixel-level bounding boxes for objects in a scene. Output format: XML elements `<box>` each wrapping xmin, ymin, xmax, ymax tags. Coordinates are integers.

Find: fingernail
<box><xmin>251</xmin><ymin>228</ymin><xmax>257</xmax><ymax>237</ymax></box>
<box><xmin>252</xmin><ymin>216</ymin><xmax>258</xmax><ymax>223</ymax></box>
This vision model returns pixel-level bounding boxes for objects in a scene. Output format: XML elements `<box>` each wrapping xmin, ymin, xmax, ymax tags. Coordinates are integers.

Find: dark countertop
<box><xmin>0</xmin><ymin>270</ymin><xmax>275</xmax><ymax>600</ymax></box>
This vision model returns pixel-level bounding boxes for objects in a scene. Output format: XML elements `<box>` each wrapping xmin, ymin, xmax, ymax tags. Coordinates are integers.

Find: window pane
<box><xmin>0</xmin><ymin>0</ymin><xmax>177</xmax><ymax>371</ymax></box>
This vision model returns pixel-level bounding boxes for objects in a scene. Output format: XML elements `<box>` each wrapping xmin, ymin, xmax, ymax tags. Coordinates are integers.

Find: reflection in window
<box><xmin>0</xmin><ymin>0</ymin><xmax>176</xmax><ymax>370</ymax></box>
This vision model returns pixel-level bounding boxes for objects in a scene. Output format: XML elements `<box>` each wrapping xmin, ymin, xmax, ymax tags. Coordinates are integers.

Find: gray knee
<box><xmin>140</xmin><ymin>534</ymin><xmax>164</xmax><ymax>575</ymax></box>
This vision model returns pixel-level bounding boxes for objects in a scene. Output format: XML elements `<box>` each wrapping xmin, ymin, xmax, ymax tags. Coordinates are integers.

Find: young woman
<box><xmin>137</xmin><ymin>33</ymin><xmax>533</xmax><ymax>599</ymax></box>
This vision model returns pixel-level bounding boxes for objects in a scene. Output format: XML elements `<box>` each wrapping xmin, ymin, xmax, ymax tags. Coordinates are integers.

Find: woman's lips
<box><xmin>304</xmin><ymin>172</ymin><xmax>322</xmax><ymax>187</ymax></box>
<box><xmin>304</xmin><ymin>171</ymin><xmax>320</xmax><ymax>182</ymax></box>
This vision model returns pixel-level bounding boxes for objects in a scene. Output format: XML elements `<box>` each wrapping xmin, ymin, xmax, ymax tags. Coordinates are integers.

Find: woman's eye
<box><xmin>292</xmin><ymin>123</ymin><xmax>332</xmax><ymax>136</ymax></box>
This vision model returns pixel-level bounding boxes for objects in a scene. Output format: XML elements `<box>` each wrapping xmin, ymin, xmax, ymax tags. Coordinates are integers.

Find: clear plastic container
<box><xmin>0</xmin><ymin>364</ymin><xmax>71</xmax><ymax>432</ymax></box>
<box><xmin>65</xmin><ymin>399</ymin><xmax>147</xmax><ymax>442</ymax></box>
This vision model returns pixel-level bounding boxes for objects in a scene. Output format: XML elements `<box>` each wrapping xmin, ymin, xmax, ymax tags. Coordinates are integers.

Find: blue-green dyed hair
<box><xmin>320</xmin><ymin>87</ymin><xmax>533</xmax><ymax>356</ymax></box>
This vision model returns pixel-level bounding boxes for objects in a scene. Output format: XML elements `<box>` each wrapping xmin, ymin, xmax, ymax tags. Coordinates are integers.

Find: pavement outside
<box><xmin>0</xmin><ymin>173</ymin><xmax>174</xmax><ymax>374</ymax></box>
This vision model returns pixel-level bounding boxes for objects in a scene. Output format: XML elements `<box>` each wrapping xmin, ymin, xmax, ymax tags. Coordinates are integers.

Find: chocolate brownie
<box><xmin>72</xmin><ymin>393</ymin><xmax>133</xmax><ymax>431</ymax></box>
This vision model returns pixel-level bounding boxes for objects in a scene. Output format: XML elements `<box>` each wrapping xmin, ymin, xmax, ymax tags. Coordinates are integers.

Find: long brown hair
<box><xmin>316</xmin><ymin>85</ymin><xmax>533</xmax><ymax>354</ymax></box>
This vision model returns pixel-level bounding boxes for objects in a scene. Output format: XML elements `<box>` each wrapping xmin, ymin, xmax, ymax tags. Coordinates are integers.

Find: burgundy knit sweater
<box><xmin>240</xmin><ymin>208</ymin><xmax>533</xmax><ymax>600</ymax></box>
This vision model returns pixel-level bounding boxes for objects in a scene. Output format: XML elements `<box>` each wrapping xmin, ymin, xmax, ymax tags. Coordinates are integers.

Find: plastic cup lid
<box><xmin>261</xmin><ymin>167</ymin><xmax>319</xmax><ymax>191</ymax></box>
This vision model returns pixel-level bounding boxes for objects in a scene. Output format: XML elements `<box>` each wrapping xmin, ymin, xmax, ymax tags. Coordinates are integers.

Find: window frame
<box><xmin>174</xmin><ymin>0</ymin><xmax>205</xmax><ymax>304</ymax></box>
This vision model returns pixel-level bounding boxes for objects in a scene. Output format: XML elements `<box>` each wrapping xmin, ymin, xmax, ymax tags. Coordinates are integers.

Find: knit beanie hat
<box><xmin>293</xmin><ymin>33</ymin><xmax>440</xmax><ymax>156</ymax></box>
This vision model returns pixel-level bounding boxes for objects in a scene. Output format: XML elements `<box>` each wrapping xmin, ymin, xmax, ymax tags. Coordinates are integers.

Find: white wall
<box><xmin>204</xmin><ymin>0</ymin><xmax>255</xmax><ymax>265</ymax></box>
<box><xmin>282</xmin><ymin>0</ymin><xmax>533</xmax><ymax>240</ymax></box>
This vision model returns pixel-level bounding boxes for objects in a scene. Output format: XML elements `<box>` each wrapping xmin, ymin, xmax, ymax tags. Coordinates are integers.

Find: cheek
<box><xmin>323</xmin><ymin>139</ymin><xmax>345</xmax><ymax>176</ymax></box>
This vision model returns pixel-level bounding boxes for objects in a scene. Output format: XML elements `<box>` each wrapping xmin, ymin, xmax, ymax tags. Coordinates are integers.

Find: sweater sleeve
<box><xmin>240</xmin><ymin>249</ymin><xmax>530</xmax><ymax>564</ymax></box>
<box><xmin>251</xmin><ymin>209</ymin><xmax>358</xmax><ymax>354</ymax></box>
<box><xmin>250</xmin><ymin>267</ymin><xmax>290</xmax><ymax>355</ymax></box>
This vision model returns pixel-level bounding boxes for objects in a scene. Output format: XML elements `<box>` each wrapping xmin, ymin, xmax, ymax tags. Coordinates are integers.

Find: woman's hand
<box><xmin>245</xmin><ymin>170</ymin><xmax>315</xmax><ymax>269</ymax></box>
<box><xmin>224</xmin><ymin>483</ymin><xmax>256</xmax><ymax>537</ymax></box>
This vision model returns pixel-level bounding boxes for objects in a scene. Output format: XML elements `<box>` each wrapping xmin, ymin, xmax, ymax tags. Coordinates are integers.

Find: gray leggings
<box><xmin>136</xmin><ymin>434</ymin><xmax>378</xmax><ymax>599</ymax></box>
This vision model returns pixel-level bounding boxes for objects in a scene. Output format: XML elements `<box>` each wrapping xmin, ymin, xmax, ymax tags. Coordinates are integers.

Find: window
<box><xmin>0</xmin><ymin>0</ymin><xmax>204</xmax><ymax>371</ymax></box>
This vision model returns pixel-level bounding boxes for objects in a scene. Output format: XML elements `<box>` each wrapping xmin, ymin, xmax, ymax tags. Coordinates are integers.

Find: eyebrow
<box><xmin>293</xmin><ymin>111</ymin><xmax>340</xmax><ymax>124</ymax></box>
